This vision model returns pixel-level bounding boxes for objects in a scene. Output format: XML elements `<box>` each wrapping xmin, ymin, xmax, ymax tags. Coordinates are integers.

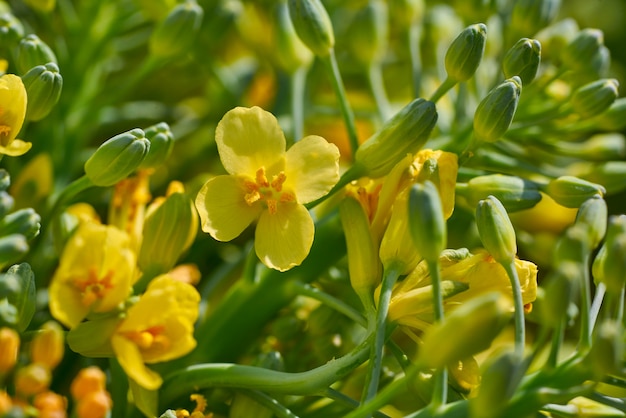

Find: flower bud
<box><xmin>444</xmin><ymin>23</ymin><xmax>487</xmax><ymax>82</ymax></box>
<box><xmin>0</xmin><ymin>263</ymin><xmax>35</xmax><ymax>332</ymax></box>
<box><xmin>138</xmin><ymin>122</ymin><xmax>174</xmax><ymax>169</ymax></box>
<box><xmin>288</xmin><ymin>0</ymin><xmax>335</xmax><ymax>57</ymax></box>
<box><xmin>274</xmin><ymin>1</ymin><xmax>313</xmax><ymax>73</ymax></box>
<box><xmin>30</xmin><ymin>321</ymin><xmax>64</xmax><ymax>370</ymax></box>
<box><xmin>473</xmin><ymin>76</ymin><xmax>522</xmax><ymax>143</ymax></box>
<box><xmin>0</xmin><ymin>327</ymin><xmax>19</xmax><ymax>373</ymax></box>
<box><xmin>0</xmin><ymin>234</ymin><xmax>28</xmax><ymax>270</ymax></box>
<box><xmin>476</xmin><ymin>196</ymin><xmax>517</xmax><ymax>263</ymax></box>
<box><xmin>574</xmin><ymin>196</ymin><xmax>607</xmax><ymax>250</ymax></box>
<box><xmin>355</xmin><ymin>98</ymin><xmax>437</xmax><ymax>178</ymax></box>
<box><xmin>21</xmin><ymin>62</ymin><xmax>63</xmax><ymax>121</ymax></box>
<box><xmin>587</xmin><ymin>320</ymin><xmax>623</xmax><ymax>379</ymax></box>
<box><xmin>149</xmin><ymin>0</ymin><xmax>203</xmax><ymax>58</ymax></box>
<box><xmin>347</xmin><ymin>0</ymin><xmax>388</xmax><ymax>65</ymax></box>
<box><xmin>15</xmin><ymin>34</ymin><xmax>57</xmax><ymax>75</ymax></box>
<box><xmin>543</xmin><ymin>175</ymin><xmax>605</xmax><ymax>208</ymax></box>
<box><xmin>470</xmin><ymin>351</ymin><xmax>521</xmax><ymax>418</ymax></box>
<box><xmin>15</xmin><ymin>363</ymin><xmax>51</xmax><ymax>396</ymax></box>
<box><xmin>555</xmin><ymin>133</ymin><xmax>626</xmax><ymax>161</ymax></box>
<box><xmin>598</xmin><ymin>235</ymin><xmax>626</xmax><ymax>294</ymax></box>
<box><xmin>408</xmin><ymin>181</ymin><xmax>446</xmax><ymax>263</ymax></box>
<box><xmin>509</xmin><ymin>0</ymin><xmax>561</xmax><ymax>38</ymax></box>
<box><xmin>0</xmin><ymin>208</ymin><xmax>41</xmax><ymax>240</ymax></box>
<box><xmin>380</xmin><ymin>191</ymin><xmax>421</xmax><ymax>274</ymax></box>
<box><xmin>560</xmin><ymin>28</ymin><xmax>605</xmax><ymax>74</ymax></box>
<box><xmin>84</xmin><ymin>128</ymin><xmax>150</xmax><ymax>187</ymax></box>
<box><xmin>0</xmin><ymin>13</ymin><xmax>24</xmax><ymax>48</ymax></box>
<box><xmin>456</xmin><ymin>174</ymin><xmax>542</xmax><ymax>212</ymax></box>
<box><xmin>139</xmin><ymin>189</ymin><xmax>198</xmax><ymax>275</ymax></box>
<box><xmin>33</xmin><ymin>391</ymin><xmax>67</xmax><ymax>418</ymax></box>
<box><xmin>554</xmin><ymin>224</ymin><xmax>588</xmax><ymax>263</ymax></box>
<box><xmin>71</xmin><ymin>366</ymin><xmax>107</xmax><ymax>400</ymax></box>
<box><xmin>76</xmin><ymin>389</ymin><xmax>112</xmax><ymax>418</ymax></box>
<box><xmin>572</xmin><ymin>161</ymin><xmax>626</xmax><ymax>195</ymax></box>
<box><xmin>0</xmin><ymin>192</ymin><xmax>14</xmax><ymax>218</ymax></box>
<box><xmin>339</xmin><ymin>197</ymin><xmax>381</xmax><ymax>294</ymax></box>
<box><xmin>0</xmin><ymin>169</ymin><xmax>9</xmax><ymax>191</ymax></box>
<box><xmin>502</xmin><ymin>38</ymin><xmax>541</xmax><ymax>85</ymax></box>
<box><xmin>389</xmin><ymin>0</ymin><xmax>424</xmax><ymax>28</ymax></box>
<box><xmin>592</xmin><ymin>97</ymin><xmax>626</xmax><ymax>130</ymax></box>
<box><xmin>418</xmin><ymin>292</ymin><xmax>512</xmax><ymax>369</ymax></box>
<box><xmin>570</xmin><ymin>78</ymin><xmax>619</xmax><ymax>120</ymax></box>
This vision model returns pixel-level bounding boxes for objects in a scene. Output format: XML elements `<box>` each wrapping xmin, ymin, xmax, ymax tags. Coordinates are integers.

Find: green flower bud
<box><xmin>274</xmin><ymin>1</ymin><xmax>313</xmax><ymax>73</ymax></box>
<box><xmin>555</xmin><ymin>133</ymin><xmax>625</xmax><ymax>161</ymax></box>
<box><xmin>408</xmin><ymin>181</ymin><xmax>446</xmax><ymax>263</ymax></box>
<box><xmin>470</xmin><ymin>351</ymin><xmax>521</xmax><ymax>418</ymax></box>
<box><xmin>574</xmin><ymin>196</ymin><xmax>607</xmax><ymax>250</ymax></box>
<box><xmin>509</xmin><ymin>0</ymin><xmax>561</xmax><ymax>38</ymax></box>
<box><xmin>560</xmin><ymin>28</ymin><xmax>605</xmax><ymax>74</ymax></box>
<box><xmin>444</xmin><ymin>23</ymin><xmax>487</xmax><ymax>82</ymax></box>
<box><xmin>0</xmin><ymin>191</ymin><xmax>14</xmax><ymax>218</ymax></box>
<box><xmin>21</xmin><ymin>62</ymin><xmax>63</xmax><ymax>121</ymax></box>
<box><xmin>476</xmin><ymin>195</ymin><xmax>517</xmax><ymax>263</ymax></box>
<box><xmin>456</xmin><ymin>174</ymin><xmax>542</xmax><ymax>212</ymax></box>
<box><xmin>15</xmin><ymin>34</ymin><xmax>57</xmax><ymax>75</ymax></box>
<box><xmin>355</xmin><ymin>98</ymin><xmax>437</xmax><ymax>178</ymax></box>
<box><xmin>138</xmin><ymin>122</ymin><xmax>174</xmax><ymax>169</ymax></box>
<box><xmin>572</xmin><ymin>161</ymin><xmax>626</xmax><ymax>195</ymax></box>
<box><xmin>288</xmin><ymin>0</ymin><xmax>334</xmax><ymax>57</ymax></box>
<box><xmin>592</xmin><ymin>97</ymin><xmax>626</xmax><ymax>131</ymax></box>
<box><xmin>339</xmin><ymin>197</ymin><xmax>381</xmax><ymax>294</ymax></box>
<box><xmin>502</xmin><ymin>38</ymin><xmax>541</xmax><ymax>85</ymax></box>
<box><xmin>418</xmin><ymin>292</ymin><xmax>512</xmax><ymax>369</ymax></box>
<box><xmin>587</xmin><ymin>320</ymin><xmax>623</xmax><ymax>379</ymax></box>
<box><xmin>554</xmin><ymin>224</ymin><xmax>588</xmax><ymax>263</ymax></box>
<box><xmin>473</xmin><ymin>76</ymin><xmax>522</xmax><ymax>143</ymax></box>
<box><xmin>0</xmin><ymin>13</ymin><xmax>24</xmax><ymax>48</ymax></box>
<box><xmin>543</xmin><ymin>175</ymin><xmax>605</xmax><ymax>208</ymax></box>
<box><xmin>598</xmin><ymin>236</ymin><xmax>626</xmax><ymax>294</ymax></box>
<box><xmin>0</xmin><ymin>235</ymin><xmax>28</xmax><ymax>270</ymax></box>
<box><xmin>570</xmin><ymin>78</ymin><xmax>619</xmax><ymax>120</ymax></box>
<box><xmin>0</xmin><ymin>208</ymin><xmax>41</xmax><ymax>240</ymax></box>
<box><xmin>0</xmin><ymin>169</ymin><xmax>9</xmax><ymax>191</ymax></box>
<box><xmin>84</xmin><ymin>128</ymin><xmax>150</xmax><ymax>187</ymax></box>
<box><xmin>380</xmin><ymin>191</ymin><xmax>421</xmax><ymax>274</ymax></box>
<box><xmin>139</xmin><ymin>191</ymin><xmax>198</xmax><ymax>275</ymax></box>
<box><xmin>535</xmin><ymin>18</ymin><xmax>578</xmax><ymax>61</ymax></box>
<box><xmin>0</xmin><ymin>263</ymin><xmax>35</xmax><ymax>332</ymax></box>
<box><xmin>149</xmin><ymin>0</ymin><xmax>204</xmax><ymax>58</ymax></box>
<box><xmin>347</xmin><ymin>0</ymin><xmax>388</xmax><ymax>65</ymax></box>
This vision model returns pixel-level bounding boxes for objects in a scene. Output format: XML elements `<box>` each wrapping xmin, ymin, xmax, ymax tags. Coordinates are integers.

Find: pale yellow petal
<box><xmin>48</xmin><ymin>274</ymin><xmax>89</xmax><ymax>329</ymax></box>
<box><xmin>285</xmin><ymin>135</ymin><xmax>340</xmax><ymax>204</ymax></box>
<box><xmin>195</xmin><ymin>175</ymin><xmax>263</xmax><ymax>241</ymax></box>
<box><xmin>255</xmin><ymin>203</ymin><xmax>314</xmax><ymax>271</ymax></box>
<box><xmin>0</xmin><ymin>139</ymin><xmax>31</xmax><ymax>156</ymax></box>
<box><xmin>216</xmin><ymin>106</ymin><xmax>286</xmax><ymax>177</ymax></box>
<box><xmin>111</xmin><ymin>335</ymin><xmax>163</xmax><ymax>390</ymax></box>
<box><xmin>147</xmin><ymin>275</ymin><xmax>200</xmax><ymax>323</ymax></box>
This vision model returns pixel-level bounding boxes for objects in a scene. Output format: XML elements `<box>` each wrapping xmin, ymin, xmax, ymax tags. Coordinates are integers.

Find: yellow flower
<box><xmin>0</xmin><ymin>74</ymin><xmax>30</xmax><ymax>157</ymax></box>
<box><xmin>195</xmin><ymin>106</ymin><xmax>340</xmax><ymax>271</ymax></box>
<box><xmin>111</xmin><ymin>275</ymin><xmax>200</xmax><ymax>390</ymax></box>
<box><xmin>49</xmin><ymin>222</ymin><xmax>136</xmax><ymax>328</ymax></box>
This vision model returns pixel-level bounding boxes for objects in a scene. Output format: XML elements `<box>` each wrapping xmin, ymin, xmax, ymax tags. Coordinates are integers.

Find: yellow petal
<box><xmin>216</xmin><ymin>106</ymin><xmax>286</xmax><ymax>177</ymax></box>
<box><xmin>49</xmin><ymin>273</ymin><xmax>90</xmax><ymax>329</ymax></box>
<box><xmin>0</xmin><ymin>139</ymin><xmax>31</xmax><ymax>156</ymax></box>
<box><xmin>0</xmin><ymin>74</ymin><xmax>27</xmax><ymax>146</ymax></box>
<box><xmin>285</xmin><ymin>135</ymin><xmax>340</xmax><ymax>204</ymax></box>
<box><xmin>195</xmin><ymin>175</ymin><xmax>262</xmax><ymax>241</ymax></box>
<box><xmin>255</xmin><ymin>203</ymin><xmax>314</xmax><ymax>271</ymax></box>
<box><xmin>111</xmin><ymin>335</ymin><xmax>163</xmax><ymax>390</ymax></box>
<box><xmin>146</xmin><ymin>275</ymin><xmax>200</xmax><ymax>323</ymax></box>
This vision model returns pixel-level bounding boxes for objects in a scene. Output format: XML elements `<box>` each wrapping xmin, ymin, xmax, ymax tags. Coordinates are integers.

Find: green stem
<box><xmin>368</xmin><ymin>63</ymin><xmax>391</xmax><ymax>122</ymax></box>
<box><xmin>589</xmin><ymin>282</ymin><xmax>606</xmax><ymax>328</ymax></box>
<box><xmin>361</xmin><ymin>265</ymin><xmax>401</xmax><ymax>407</ymax></box>
<box><xmin>305</xmin><ymin>163</ymin><xmax>367</xmax><ymax>210</ymax></box>
<box><xmin>427</xmin><ymin>259</ymin><xmax>447</xmax><ymax>410</ymax></box>
<box><xmin>320</xmin><ymin>50</ymin><xmax>359</xmax><ymax>156</ymax></box>
<box><xmin>547</xmin><ymin>319</ymin><xmax>565</xmax><ymax>369</ymax></box>
<box><xmin>160</xmin><ymin>333</ymin><xmax>373</xmax><ymax>409</ymax></box>
<box><xmin>578</xmin><ymin>255</ymin><xmax>592</xmax><ymax>351</ymax></box>
<box><xmin>290</xmin><ymin>66</ymin><xmax>308</xmax><ymax>142</ymax></box>
<box><xmin>290</xmin><ymin>281</ymin><xmax>366</xmax><ymax>327</ymax></box>
<box><xmin>429</xmin><ymin>78</ymin><xmax>457</xmax><ymax>104</ymax></box>
<box><xmin>238</xmin><ymin>389</ymin><xmax>300</xmax><ymax>418</ymax></box>
<box><xmin>503</xmin><ymin>260</ymin><xmax>526</xmax><ymax>359</ymax></box>
<box><xmin>323</xmin><ymin>388</ymin><xmax>389</xmax><ymax>418</ymax></box>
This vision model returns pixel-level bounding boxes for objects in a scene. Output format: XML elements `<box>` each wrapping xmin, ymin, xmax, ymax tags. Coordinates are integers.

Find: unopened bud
<box><xmin>560</xmin><ymin>28</ymin><xmax>605</xmax><ymax>74</ymax></box>
<box><xmin>15</xmin><ymin>34</ymin><xmax>57</xmax><ymax>75</ymax></box>
<box><xmin>0</xmin><ymin>327</ymin><xmax>19</xmax><ymax>373</ymax></box>
<box><xmin>595</xmin><ymin>218</ymin><xmax>626</xmax><ymax>293</ymax></box>
<box><xmin>340</xmin><ymin>197</ymin><xmax>381</xmax><ymax>294</ymax></box>
<box><xmin>444</xmin><ymin>23</ymin><xmax>487</xmax><ymax>82</ymax></box>
<box><xmin>457</xmin><ymin>174</ymin><xmax>541</xmax><ymax>212</ymax></box>
<box><xmin>347</xmin><ymin>0</ymin><xmax>388</xmax><ymax>65</ymax></box>
<box><xmin>473</xmin><ymin>76</ymin><xmax>522</xmax><ymax>143</ymax></box>
<box><xmin>15</xmin><ymin>363</ymin><xmax>51</xmax><ymax>396</ymax></box>
<box><xmin>0</xmin><ymin>234</ymin><xmax>28</xmax><ymax>269</ymax></box>
<box><xmin>84</xmin><ymin>128</ymin><xmax>150</xmax><ymax>187</ymax></box>
<box><xmin>543</xmin><ymin>175</ymin><xmax>605</xmax><ymax>208</ymax></box>
<box><xmin>380</xmin><ymin>191</ymin><xmax>421</xmax><ymax>274</ymax></box>
<box><xmin>0</xmin><ymin>208</ymin><xmax>41</xmax><ymax>240</ymax></box>
<box><xmin>76</xmin><ymin>389</ymin><xmax>112</xmax><ymax>418</ymax></box>
<box><xmin>0</xmin><ymin>192</ymin><xmax>14</xmax><ymax>218</ymax></box>
<box><xmin>0</xmin><ymin>263</ymin><xmax>35</xmax><ymax>332</ymax></box>
<box><xmin>587</xmin><ymin>320</ymin><xmax>623</xmax><ymax>379</ymax></box>
<box><xmin>389</xmin><ymin>0</ymin><xmax>424</xmax><ymax>28</ymax></box>
<box><xmin>0</xmin><ymin>169</ymin><xmax>9</xmax><ymax>191</ymax></box>
<box><xmin>570</xmin><ymin>78</ymin><xmax>619</xmax><ymax>120</ymax></box>
<box><xmin>288</xmin><ymin>0</ymin><xmax>335</xmax><ymax>57</ymax></box>
<box><xmin>21</xmin><ymin>62</ymin><xmax>63</xmax><ymax>121</ymax></box>
<box><xmin>554</xmin><ymin>224</ymin><xmax>588</xmax><ymax>263</ymax></box>
<box><xmin>0</xmin><ymin>13</ymin><xmax>24</xmax><ymax>48</ymax></box>
<box><xmin>274</xmin><ymin>1</ymin><xmax>313</xmax><ymax>73</ymax></box>
<box><xmin>475</xmin><ymin>196</ymin><xmax>517</xmax><ymax>263</ymax></box>
<box><xmin>574</xmin><ymin>196</ymin><xmax>607</xmax><ymax>250</ymax></box>
<box><xmin>419</xmin><ymin>292</ymin><xmax>512</xmax><ymax>369</ymax></box>
<box><xmin>30</xmin><ymin>321</ymin><xmax>64</xmax><ymax>370</ymax></box>
<box><xmin>592</xmin><ymin>97</ymin><xmax>626</xmax><ymax>131</ymax></box>
<box><xmin>71</xmin><ymin>366</ymin><xmax>107</xmax><ymax>400</ymax></box>
<box><xmin>408</xmin><ymin>181</ymin><xmax>446</xmax><ymax>262</ymax></box>
<box><xmin>502</xmin><ymin>38</ymin><xmax>541</xmax><ymax>85</ymax></box>
<box><xmin>138</xmin><ymin>122</ymin><xmax>174</xmax><ymax>169</ymax></box>
<box><xmin>355</xmin><ymin>98</ymin><xmax>437</xmax><ymax>178</ymax></box>
<box><xmin>509</xmin><ymin>0</ymin><xmax>561</xmax><ymax>38</ymax></box>
<box><xmin>470</xmin><ymin>351</ymin><xmax>521</xmax><ymax>418</ymax></box>
<box><xmin>150</xmin><ymin>0</ymin><xmax>203</xmax><ymax>58</ymax></box>
<box><xmin>555</xmin><ymin>133</ymin><xmax>625</xmax><ymax>160</ymax></box>
<box><xmin>572</xmin><ymin>161</ymin><xmax>626</xmax><ymax>195</ymax></box>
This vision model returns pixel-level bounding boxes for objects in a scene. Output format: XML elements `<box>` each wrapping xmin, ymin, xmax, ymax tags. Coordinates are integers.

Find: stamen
<box><xmin>75</xmin><ymin>269</ymin><xmax>115</xmax><ymax>307</ymax></box>
<box><xmin>241</xmin><ymin>168</ymin><xmax>295</xmax><ymax>214</ymax></box>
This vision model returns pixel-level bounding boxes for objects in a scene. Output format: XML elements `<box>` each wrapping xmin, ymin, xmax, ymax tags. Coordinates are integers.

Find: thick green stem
<box><xmin>427</xmin><ymin>259</ymin><xmax>447</xmax><ymax>410</ymax></box>
<box><xmin>429</xmin><ymin>78</ymin><xmax>457</xmax><ymax>104</ymax></box>
<box><xmin>320</xmin><ymin>50</ymin><xmax>359</xmax><ymax>156</ymax></box>
<box><xmin>503</xmin><ymin>260</ymin><xmax>526</xmax><ymax>358</ymax></box>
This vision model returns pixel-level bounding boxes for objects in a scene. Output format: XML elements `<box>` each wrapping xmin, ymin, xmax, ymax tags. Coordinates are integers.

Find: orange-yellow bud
<box><xmin>70</xmin><ymin>366</ymin><xmax>107</xmax><ymax>400</ymax></box>
<box><xmin>30</xmin><ymin>321</ymin><xmax>64</xmax><ymax>369</ymax></box>
<box><xmin>75</xmin><ymin>390</ymin><xmax>112</xmax><ymax>418</ymax></box>
<box><xmin>15</xmin><ymin>363</ymin><xmax>51</xmax><ymax>396</ymax></box>
<box><xmin>0</xmin><ymin>327</ymin><xmax>19</xmax><ymax>373</ymax></box>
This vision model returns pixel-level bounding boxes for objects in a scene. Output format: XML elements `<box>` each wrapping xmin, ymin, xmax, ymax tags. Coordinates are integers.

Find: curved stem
<box><xmin>429</xmin><ymin>78</ymin><xmax>457</xmax><ymax>104</ymax></box>
<box><xmin>503</xmin><ymin>260</ymin><xmax>526</xmax><ymax>359</ymax></box>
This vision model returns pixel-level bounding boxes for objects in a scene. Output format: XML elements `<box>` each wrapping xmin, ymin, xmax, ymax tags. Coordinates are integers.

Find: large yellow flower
<box><xmin>195</xmin><ymin>106</ymin><xmax>340</xmax><ymax>271</ymax></box>
<box><xmin>111</xmin><ymin>275</ymin><xmax>200</xmax><ymax>390</ymax></box>
<box><xmin>49</xmin><ymin>222</ymin><xmax>136</xmax><ymax>329</ymax></box>
<box><xmin>0</xmin><ymin>74</ymin><xmax>30</xmax><ymax>156</ymax></box>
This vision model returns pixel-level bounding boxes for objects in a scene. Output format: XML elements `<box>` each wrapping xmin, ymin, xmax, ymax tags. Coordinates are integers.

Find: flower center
<box><xmin>123</xmin><ymin>325</ymin><xmax>170</xmax><ymax>352</ymax></box>
<box><xmin>243</xmin><ymin>167</ymin><xmax>296</xmax><ymax>215</ymax></box>
<box><xmin>0</xmin><ymin>125</ymin><xmax>11</xmax><ymax>146</ymax></box>
<box><xmin>74</xmin><ymin>268</ymin><xmax>115</xmax><ymax>306</ymax></box>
